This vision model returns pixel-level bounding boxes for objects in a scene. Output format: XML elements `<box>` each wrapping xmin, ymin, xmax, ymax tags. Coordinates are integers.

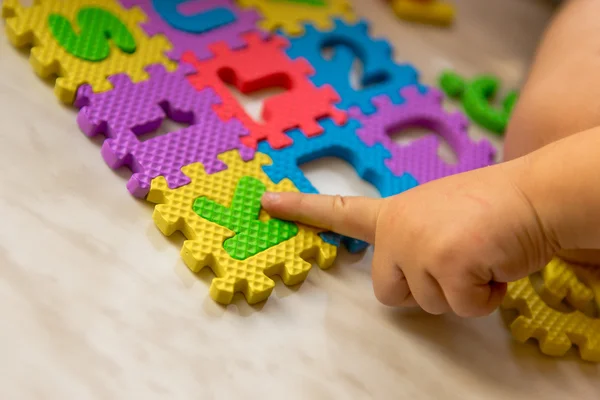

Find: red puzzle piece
<box><xmin>182</xmin><ymin>32</ymin><xmax>347</xmax><ymax>149</ymax></box>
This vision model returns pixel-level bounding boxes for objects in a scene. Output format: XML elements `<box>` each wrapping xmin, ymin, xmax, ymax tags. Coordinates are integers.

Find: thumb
<box><xmin>261</xmin><ymin>192</ymin><xmax>383</xmax><ymax>244</ymax></box>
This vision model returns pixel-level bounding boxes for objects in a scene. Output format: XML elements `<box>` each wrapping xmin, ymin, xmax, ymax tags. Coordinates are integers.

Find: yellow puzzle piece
<box><xmin>237</xmin><ymin>0</ymin><xmax>356</xmax><ymax>36</ymax></box>
<box><xmin>392</xmin><ymin>0</ymin><xmax>455</xmax><ymax>27</ymax></box>
<box><xmin>146</xmin><ymin>150</ymin><xmax>337</xmax><ymax>305</ymax></box>
<box><xmin>501</xmin><ymin>257</ymin><xmax>600</xmax><ymax>362</ymax></box>
<box><xmin>540</xmin><ymin>257</ymin><xmax>596</xmax><ymax>312</ymax></box>
<box><xmin>2</xmin><ymin>0</ymin><xmax>176</xmax><ymax>104</ymax></box>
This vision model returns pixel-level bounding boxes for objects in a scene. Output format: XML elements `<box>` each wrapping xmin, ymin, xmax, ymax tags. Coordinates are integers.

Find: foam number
<box><xmin>48</xmin><ymin>7</ymin><xmax>136</xmax><ymax>62</ymax></box>
<box><xmin>439</xmin><ymin>71</ymin><xmax>519</xmax><ymax>136</ymax></box>
<box><xmin>152</xmin><ymin>0</ymin><xmax>235</xmax><ymax>34</ymax></box>
<box><xmin>285</xmin><ymin>20</ymin><xmax>420</xmax><ymax>115</ymax></box>
<box><xmin>194</xmin><ymin>176</ymin><xmax>298</xmax><ymax>260</ymax></box>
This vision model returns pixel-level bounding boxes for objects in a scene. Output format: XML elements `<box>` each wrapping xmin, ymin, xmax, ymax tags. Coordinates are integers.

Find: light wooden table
<box><xmin>1</xmin><ymin>0</ymin><xmax>598</xmax><ymax>399</ymax></box>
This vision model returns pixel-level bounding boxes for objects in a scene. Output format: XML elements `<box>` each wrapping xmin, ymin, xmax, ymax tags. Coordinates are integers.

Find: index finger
<box><xmin>261</xmin><ymin>192</ymin><xmax>382</xmax><ymax>244</ymax></box>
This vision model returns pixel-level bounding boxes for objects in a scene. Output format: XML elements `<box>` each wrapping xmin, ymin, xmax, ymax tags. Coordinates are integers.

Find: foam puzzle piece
<box><xmin>194</xmin><ymin>176</ymin><xmax>299</xmax><ymax>260</ymax></box>
<box><xmin>349</xmin><ymin>86</ymin><xmax>496</xmax><ymax>184</ymax></box>
<box><xmin>182</xmin><ymin>32</ymin><xmax>347</xmax><ymax>150</ymax></box>
<box><xmin>392</xmin><ymin>0</ymin><xmax>455</xmax><ymax>26</ymax></box>
<box><xmin>259</xmin><ymin>118</ymin><xmax>419</xmax><ymax>253</ymax></box>
<box><xmin>439</xmin><ymin>70</ymin><xmax>519</xmax><ymax>135</ymax></box>
<box><xmin>502</xmin><ymin>258</ymin><xmax>600</xmax><ymax>363</ymax></box>
<box><xmin>237</xmin><ymin>0</ymin><xmax>355</xmax><ymax>36</ymax></box>
<box><xmin>147</xmin><ymin>150</ymin><xmax>337</xmax><ymax>305</ymax></box>
<box><xmin>539</xmin><ymin>257</ymin><xmax>596</xmax><ymax>312</ymax></box>
<box><xmin>285</xmin><ymin>19</ymin><xmax>421</xmax><ymax>115</ymax></box>
<box><xmin>2</xmin><ymin>0</ymin><xmax>176</xmax><ymax>104</ymax></box>
<box><xmin>75</xmin><ymin>64</ymin><xmax>254</xmax><ymax>198</ymax></box>
<box><xmin>119</xmin><ymin>0</ymin><xmax>265</xmax><ymax>61</ymax></box>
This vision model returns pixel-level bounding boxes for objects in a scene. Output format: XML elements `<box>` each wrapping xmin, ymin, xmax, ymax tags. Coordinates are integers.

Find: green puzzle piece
<box><xmin>48</xmin><ymin>7</ymin><xmax>137</xmax><ymax>62</ymax></box>
<box><xmin>439</xmin><ymin>71</ymin><xmax>519</xmax><ymax>136</ymax></box>
<box><xmin>194</xmin><ymin>176</ymin><xmax>299</xmax><ymax>260</ymax></box>
<box><xmin>269</xmin><ymin>0</ymin><xmax>326</xmax><ymax>5</ymax></box>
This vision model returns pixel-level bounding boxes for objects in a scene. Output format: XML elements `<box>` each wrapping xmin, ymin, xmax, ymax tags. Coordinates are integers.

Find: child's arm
<box><xmin>505</xmin><ymin>0</ymin><xmax>600</xmax><ymax>160</ymax></box>
<box><xmin>261</xmin><ymin>0</ymin><xmax>600</xmax><ymax>317</ymax></box>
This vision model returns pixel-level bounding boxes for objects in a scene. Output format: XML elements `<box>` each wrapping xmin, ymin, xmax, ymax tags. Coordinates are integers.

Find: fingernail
<box><xmin>262</xmin><ymin>192</ymin><xmax>280</xmax><ymax>205</ymax></box>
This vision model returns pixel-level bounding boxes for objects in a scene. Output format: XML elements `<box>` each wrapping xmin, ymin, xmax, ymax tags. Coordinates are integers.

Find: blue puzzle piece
<box><xmin>258</xmin><ymin>118</ymin><xmax>419</xmax><ymax>253</ymax></box>
<box><xmin>285</xmin><ymin>19</ymin><xmax>424</xmax><ymax>115</ymax></box>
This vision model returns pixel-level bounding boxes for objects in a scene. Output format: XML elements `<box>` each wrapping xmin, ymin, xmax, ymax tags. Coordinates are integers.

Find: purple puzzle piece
<box><xmin>349</xmin><ymin>86</ymin><xmax>496</xmax><ymax>184</ymax></box>
<box><xmin>75</xmin><ymin>64</ymin><xmax>255</xmax><ymax>198</ymax></box>
<box><xmin>119</xmin><ymin>0</ymin><xmax>266</xmax><ymax>61</ymax></box>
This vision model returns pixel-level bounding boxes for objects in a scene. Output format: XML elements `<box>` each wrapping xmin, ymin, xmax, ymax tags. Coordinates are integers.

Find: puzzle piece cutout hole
<box><xmin>221</xmin><ymin>81</ymin><xmax>287</xmax><ymax>123</ymax></box>
<box><xmin>320</xmin><ymin>44</ymin><xmax>390</xmax><ymax>92</ymax></box>
<box><xmin>217</xmin><ymin>68</ymin><xmax>291</xmax><ymax>123</ymax></box>
<box><xmin>133</xmin><ymin>114</ymin><xmax>191</xmax><ymax>143</ymax></box>
<box><xmin>300</xmin><ymin>157</ymin><xmax>380</xmax><ymax>199</ymax></box>
<box><xmin>388</xmin><ymin>125</ymin><xmax>458</xmax><ymax>165</ymax></box>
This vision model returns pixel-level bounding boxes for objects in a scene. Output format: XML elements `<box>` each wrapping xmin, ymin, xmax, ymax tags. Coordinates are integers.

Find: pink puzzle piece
<box><xmin>350</xmin><ymin>86</ymin><xmax>496</xmax><ymax>184</ymax></box>
<box><xmin>119</xmin><ymin>0</ymin><xmax>266</xmax><ymax>61</ymax></box>
<box><xmin>75</xmin><ymin>64</ymin><xmax>254</xmax><ymax>198</ymax></box>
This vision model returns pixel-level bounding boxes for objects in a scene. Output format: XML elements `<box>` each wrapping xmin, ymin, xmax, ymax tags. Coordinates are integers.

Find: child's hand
<box><xmin>262</xmin><ymin>158</ymin><xmax>548</xmax><ymax>317</ymax></box>
<box><xmin>261</xmin><ymin>128</ymin><xmax>600</xmax><ymax>317</ymax></box>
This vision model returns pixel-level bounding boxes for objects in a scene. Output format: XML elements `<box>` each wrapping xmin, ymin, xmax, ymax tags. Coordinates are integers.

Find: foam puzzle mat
<box><xmin>3</xmin><ymin>0</ymin><xmax>595</xmax><ymax>362</ymax></box>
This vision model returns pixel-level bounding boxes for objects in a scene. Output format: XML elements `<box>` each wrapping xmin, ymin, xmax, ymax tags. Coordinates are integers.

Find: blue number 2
<box><xmin>153</xmin><ymin>0</ymin><xmax>235</xmax><ymax>34</ymax></box>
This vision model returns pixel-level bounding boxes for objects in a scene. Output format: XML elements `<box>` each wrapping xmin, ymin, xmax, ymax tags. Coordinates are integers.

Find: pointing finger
<box><xmin>261</xmin><ymin>192</ymin><xmax>383</xmax><ymax>244</ymax></box>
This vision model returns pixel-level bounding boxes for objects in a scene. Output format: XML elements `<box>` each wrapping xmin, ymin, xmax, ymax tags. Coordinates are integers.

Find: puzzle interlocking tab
<box><xmin>237</xmin><ymin>0</ymin><xmax>355</xmax><ymax>36</ymax></box>
<box><xmin>2</xmin><ymin>0</ymin><xmax>176</xmax><ymax>104</ymax></box>
<box><xmin>75</xmin><ymin>64</ymin><xmax>254</xmax><ymax>198</ymax></box>
<box><xmin>439</xmin><ymin>71</ymin><xmax>519</xmax><ymax>135</ymax></box>
<box><xmin>182</xmin><ymin>32</ymin><xmax>347</xmax><ymax>150</ymax></box>
<box><xmin>119</xmin><ymin>0</ymin><xmax>265</xmax><ymax>61</ymax></box>
<box><xmin>539</xmin><ymin>257</ymin><xmax>597</xmax><ymax>312</ymax></box>
<box><xmin>286</xmin><ymin>19</ymin><xmax>421</xmax><ymax>115</ymax></box>
<box><xmin>258</xmin><ymin>118</ymin><xmax>419</xmax><ymax>253</ymax></box>
<box><xmin>147</xmin><ymin>150</ymin><xmax>337</xmax><ymax>305</ymax></box>
<box><xmin>502</xmin><ymin>258</ymin><xmax>600</xmax><ymax>362</ymax></box>
<box><xmin>392</xmin><ymin>0</ymin><xmax>455</xmax><ymax>27</ymax></box>
<box><xmin>349</xmin><ymin>86</ymin><xmax>496</xmax><ymax>184</ymax></box>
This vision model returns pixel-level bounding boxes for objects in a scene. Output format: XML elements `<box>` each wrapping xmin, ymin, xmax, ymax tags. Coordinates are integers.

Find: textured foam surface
<box><xmin>502</xmin><ymin>258</ymin><xmax>600</xmax><ymax>363</ymax></box>
<box><xmin>540</xmin><ymin>257</ymin><xmax>600</xmax><ymax>312</ymax></box>
<box><xmin>75</xmin><ymin>64</ymin><xmax>254</xmax><ymax>198</ymax></box>
<box><xmin>182</xmin><ymin>32</ymin><xmax>347</xmax><ymax>150</ymax></box>
<box><xmin>237</xmin><ymin>0</ymin><xmax>355</xmax><ymax>36</ymax></box>
<box><xmin>194</xmin><ymin>176</ymin><xmax>299</xmax><ymax>260</ymax></box>
<box><xmin>147</xmin><ymin>150</ymin><xmax>337</xmax><ymax>305</ymax></box>
<box><xmin>350</xmin><ymin>86</ymin><xmax>496</xmax><ymax>184</ymax></box>
<box><xmin>259</xmin><ymin>118</ymin><xmax>419</xmax><ymax>253</ymax></box>
<box><xmin>119</xmin><ymin>0</ymin><xmax>265</xmax><ymax>61</ymax></box>
<box><xmin>286</xmin><ymin>19</ymin><xmax>421</xmax><ymax>115</ymax></box>
<box><xmin>2</xmin><ymin>0</ymin><xmax>176</xmax><ymax>104</ymax></box>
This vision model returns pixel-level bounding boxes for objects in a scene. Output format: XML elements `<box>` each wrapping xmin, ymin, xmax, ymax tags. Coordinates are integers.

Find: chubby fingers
<box><xmin>261</xmin><ymin>192</ymin><xmax>383</xmax><ymax>244</ymax></box>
